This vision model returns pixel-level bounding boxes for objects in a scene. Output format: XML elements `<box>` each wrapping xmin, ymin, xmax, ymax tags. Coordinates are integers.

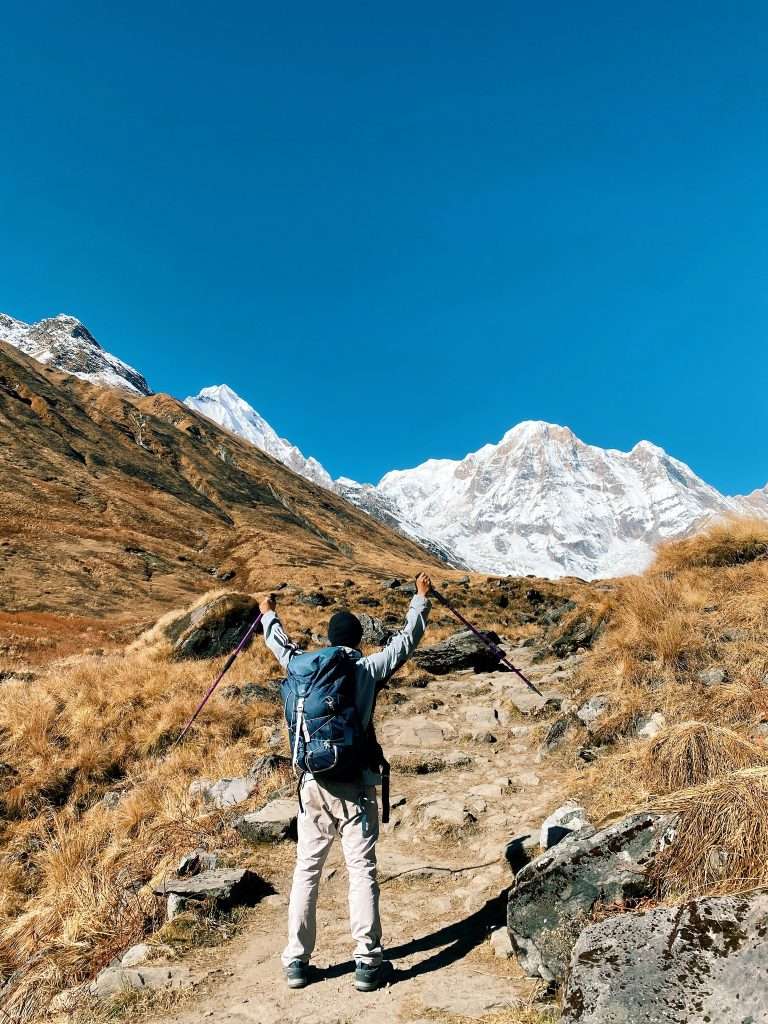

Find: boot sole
<box><xmin>286</xmin><ymin>977</ymin><xmax>308</xmax><ymax>989</ymax></box>
<box><xmin>355</xmin><ymin>979</ymin><xmax>380</xmax><ymax>992</ymax></box>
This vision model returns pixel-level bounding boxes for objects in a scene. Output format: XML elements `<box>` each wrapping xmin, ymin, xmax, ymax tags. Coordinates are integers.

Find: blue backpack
<box><xmin>280</xmin><ymin>647</ymin><xmax>368</xmax><ymax>781</ymax></box>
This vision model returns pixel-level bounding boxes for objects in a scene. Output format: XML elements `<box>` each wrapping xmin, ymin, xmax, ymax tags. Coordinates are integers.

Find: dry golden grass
<box><xmin>650</xmin><ymin>767</ymin><xmax>768</xmax><ymax>898</ymax></box>
<box><xmin>567</xmin><ymin>519</ymin><xmax>768</xmax><ymax>900</ymax></box>
<box><xmin>654</xmin><ymin>517</ymin><xmax>768</xmax><ymax>572</ymax></box>
<box><xmin>0</xmin><ymin>636</ymin><xmax>287</xmax><ymax>1022</ymax></box>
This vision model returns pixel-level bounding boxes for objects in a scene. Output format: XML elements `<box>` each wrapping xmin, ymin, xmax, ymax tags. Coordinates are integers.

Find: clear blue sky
<box><xmin>2</xmin><ymin>1</ymin><xmax>766</xmax><ymax>493</ymax></box>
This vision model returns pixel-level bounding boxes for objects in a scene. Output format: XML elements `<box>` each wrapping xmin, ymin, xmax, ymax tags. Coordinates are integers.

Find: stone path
<box><xmin>146</xmin><ymin>645</ymin><xmax>573</xmax><ymax>1024</ymax></box>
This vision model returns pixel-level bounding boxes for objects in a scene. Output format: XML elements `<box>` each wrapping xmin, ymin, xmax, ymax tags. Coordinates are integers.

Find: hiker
<box><xmin>259</xmin><ymin>572</ymin><xmax>433</xmax><ymax>992</ymax></box>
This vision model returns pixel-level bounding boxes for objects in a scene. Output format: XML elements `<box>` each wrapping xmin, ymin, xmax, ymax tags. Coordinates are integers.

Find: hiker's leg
<box><xmin>339</xmin><ymin>784</ymin><xmax>382</xmax><ymax>966</ymax></box>
<box><xmin>282</xmin><ymin>779</ymin><xmax>336</xmax><ymax>966</ymax></box>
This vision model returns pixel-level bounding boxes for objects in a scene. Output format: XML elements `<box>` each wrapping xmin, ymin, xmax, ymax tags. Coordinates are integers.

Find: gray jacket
<box><xmin>262</xmin><ymin>594</ymin><xmax>431</xmax><ymax>783</ymax></box>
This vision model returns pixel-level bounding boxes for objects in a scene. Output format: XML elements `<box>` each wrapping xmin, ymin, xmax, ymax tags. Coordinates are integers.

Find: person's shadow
<box><xmin>319</xmin><ymin>890</ymin><xmax>507</xmax><ymax>984</ymax></box>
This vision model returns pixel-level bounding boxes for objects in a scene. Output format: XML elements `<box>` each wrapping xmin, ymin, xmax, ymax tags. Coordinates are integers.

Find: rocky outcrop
<box><xmin>562</xmin><ymin>893</ymin><xmax>768</xmax><ymax>1023</ymax></box>
<box><xmin>412</xmin><ymin>629</ymin><xmax>504</xmax><ymax>675</ymax></box>
<box><xmin>507</xmin><ymin>812</ymin><xmax>674</xmax><ymax>983</ymax></box>
<box><xmin>161</xmin><ymin>592</ymin><xmax>260</xmax><ymax>660</ymax></box>
<box><xmin>358</xmin><ymin>613</ymin><xmax>393</xmax><ymax>646</ymax></box>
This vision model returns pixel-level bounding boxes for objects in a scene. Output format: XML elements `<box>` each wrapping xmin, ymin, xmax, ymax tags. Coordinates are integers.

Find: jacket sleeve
<box><xmin>359</xmin><ymin>594</ymin><xmax>431</xmax><ymax>687</ymax></box>
<box><xmin>261</xmin><ymin>610</ymin><xmax>301</xmax><ymax>671</ymax></box>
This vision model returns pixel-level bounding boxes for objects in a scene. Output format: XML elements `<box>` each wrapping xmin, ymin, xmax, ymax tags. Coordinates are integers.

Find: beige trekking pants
<box><xmin>282</xmin><ymin>777</ymin><xmax>382</xmax><ymax>967</ymax></box>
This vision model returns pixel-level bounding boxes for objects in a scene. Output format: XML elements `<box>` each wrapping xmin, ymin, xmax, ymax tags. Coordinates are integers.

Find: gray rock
<box><xmin>489</xmin><ymin>926</ymin><xmax>514</xmax><ymax>959</ymax></box>
<box><xmin>299</xmin><ymin>591</ymin><xmax>332</xmax><ymax>607</ymax></box>
<box><xmin>90</xmin><ymin>965</ymin><xmax>190</xmax><ymax>999</ymax></box>
<box><xmin>508</xmin><ymin>811</ymin><xmax>673</xmax><ymax>982</ymax></box>
<box><xmin>397</xmin><ymin>581</ymin><xmax>418</xmax><ymax>596</ymax></box>
<box><xmin>697</xmin><ymin>666</ymin><xmax>729</xmax><ymax>686</ymax></box>
<box><xmin>159</xmin><ymin>592</ymin><xmax>261</xmax><ymax>660</ymax></box>
<box><xmin>101</xmin><ymin>790</ymin><xmax>122</xmax><ymax>809</ymax></box>
<box><xmin>235</xmin><ymin>799</ymin><xmax>298</xmax><ymax>843</ymax></box>
<box><xmin>153</xmin><ymin>868</ymin><xmax>264</xmax><ymax>908</ymax></box>
<box><xmin>248</xmin><ymin>752</ymin><xmax>290</xmax><ymax>780</ymax></box>
<box><xmin>562</xmin><ymin>893</ymin><xmax>768</xmax><ymax>1023</ymax></box>
<box><xmin>412</xmin><ymin>629</ymin><xmax>505</xmax><ymax>675</ymax></box>
<box><xmin>176</xmin><ymin>848</ymin><xmax>219</xmax><ymax>876</ymax></box>
<box><xmin>358</xmin><ymin>613</ymin><xmax>393</xmax><ymax>646</ymax></box>
<box><xmin>634</xmin><ymin>711</ymin><xmax>666</xmax><ymax>740</ymax></box>
<box><xmin>189</xmin><ymin>774</ymin><xmax>258</xmax><ymax>809</ymax></box>
<box><xmin>540</xmin><ymin>802</ymin><xmax>592</xmax><ymax>849</ymax></box>
<box><xmin>381</xmin><ymin>578</ymin><xmax>402</xmax><ymax>589</ymax></box>
<box><xmin>120</xmin><ymin>943</ymin><xmax>173</xmax><ymax>968</ymax></box>
<box><xmin>541</xmin><ymin>712</ymin><xmax>585</xmax><ymax>752</ymax></box>
<box><xmin>576</xmin><ymin>695</ymin><xmax>610</xmax><ymax>730</ymax></box>
<box><xmin>166</xmin><ymin>894</ymin><xmax>190</xmax><ymax>921</ymax></box>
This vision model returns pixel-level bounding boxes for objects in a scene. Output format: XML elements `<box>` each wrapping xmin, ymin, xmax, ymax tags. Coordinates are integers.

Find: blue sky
<box><xmin>2</xmin><ymin>1</ymin><xmax>766</xmax><ymax>493</ymax></box>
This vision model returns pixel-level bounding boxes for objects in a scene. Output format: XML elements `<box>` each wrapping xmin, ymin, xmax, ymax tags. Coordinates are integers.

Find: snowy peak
<box><xmin>0</xmin><ymin>312</ymin><xmax>151</xmax><ymax>395</ymax></box>
<box><xmin>184</xmin><ymin>384</ymin><xmax>334</xmax><ymax>489</ymax></box>
<box><xmin>378</xmin><ymin>422</ymin><xmax>767</xmax><ymax>579</ymax></box>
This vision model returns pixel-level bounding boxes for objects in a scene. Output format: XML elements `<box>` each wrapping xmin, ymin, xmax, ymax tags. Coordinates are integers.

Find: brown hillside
<box><xmin>0</xmin><ymin>341</ymin><xmax>444</xmax><ymax>662</ymax></box>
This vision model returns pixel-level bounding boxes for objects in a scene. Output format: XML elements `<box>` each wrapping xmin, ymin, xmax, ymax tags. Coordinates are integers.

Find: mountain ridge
<box><xmin>3</xmin><ymin>310</ymin><xmax>765</xmax><ymax>580</ymax></box>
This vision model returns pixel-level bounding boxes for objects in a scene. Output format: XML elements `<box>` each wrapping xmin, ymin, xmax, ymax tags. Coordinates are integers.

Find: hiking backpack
<box><xmin>280</xmin><ymin>647</ymin><xmax>369</xmax><ymax>781</ymax></box>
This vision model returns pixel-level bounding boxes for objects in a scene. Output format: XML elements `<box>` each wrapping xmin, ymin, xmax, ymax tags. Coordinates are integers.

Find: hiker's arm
<box><xmin>360</xmin><ymin>575</ymin><xmax>432</xmax><ymax>684</ymax></box>
<box><xmin>259</xmin><ymin>595</ymin><xmax>300</xmax><ymax>670</ymax></box>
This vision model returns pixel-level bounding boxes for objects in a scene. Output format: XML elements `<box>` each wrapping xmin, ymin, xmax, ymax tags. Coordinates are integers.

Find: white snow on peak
<box><xmin>0</xmin><ymin>312</ymin><xmax>151</xmax><ymax>395</ymax></box>
<box><xmin>184</xmin><ymin>384</ymin><xmax>334</xmax><ymax>489</ymax></box>
<box><xmin>377</xmin><ymin>422</ymin><xmax>767</xmax><ymax>579</ymax></box>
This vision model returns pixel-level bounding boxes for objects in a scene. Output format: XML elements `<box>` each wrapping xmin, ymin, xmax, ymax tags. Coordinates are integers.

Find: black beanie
<box><xmin>328</xmin><ymin>610</ymin><xmax>363</xmax><ymax>649</ymax></box>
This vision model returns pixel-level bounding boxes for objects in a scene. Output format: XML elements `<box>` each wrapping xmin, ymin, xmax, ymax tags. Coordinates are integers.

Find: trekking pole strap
<box><xmin>430</xmin><ymin>588</ymin><xmax>544</xmax><ymax>697</ymax></box>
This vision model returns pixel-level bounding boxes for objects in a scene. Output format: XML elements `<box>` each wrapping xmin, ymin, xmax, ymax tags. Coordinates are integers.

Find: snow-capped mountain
<box><xmin>0</xmin><ymin>313</ymin><xmax>151</xmax><ymax>395</ymax></box>
<box><xmin>377</xmin><ymin>421</ymin><xmax>767</xmax><ymax>578</ymax></box>
<box><xmin>4</xmin><ymin>311</ymin><xmax>765</xmax><ymax>579</ymax></box>
<box><xmin>184</xmin><ymin>384</ymin><xmax>334</xmax><ymax>488</ymax></box>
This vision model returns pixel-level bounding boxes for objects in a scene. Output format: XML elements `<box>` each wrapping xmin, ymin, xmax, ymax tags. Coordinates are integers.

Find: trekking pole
<box><xmin>171</xmin><ymin>610</ymin><xmax>264</xmax><ymax>748</ymax></box>
<box><xmin>429</xmin><ymin>587</ymin><xmax>544</xmax><ymax>697</ymax></box>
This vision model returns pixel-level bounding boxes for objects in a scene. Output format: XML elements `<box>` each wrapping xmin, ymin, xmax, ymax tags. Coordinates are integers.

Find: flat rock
<box><xmin>379</xmin><ymin>717</ymin><xmax>452</xmax><ymax>748</ymax></box>
<box><xmin>562</xmin><ymin>893</ymin><xmax>768</xmax><ymax>1023</ymax></box>
<box><xmin>235</xmin><ymin>799</ymin><xmax>298</xmax><ymax>843</ymax></box>
<box><xmin>508</xmin><ymin>811</ymin><xmax>674</xmax><ymax>983</ymax></box>
<box><xmin>153</xmin><ymin>868</ymin><xmax>264</xmax><ymax>907</ymax></box>
<box><xmin>90</xmin><ymin>965</ymin><xmax>191</xmax><ymax>999</ymax></box>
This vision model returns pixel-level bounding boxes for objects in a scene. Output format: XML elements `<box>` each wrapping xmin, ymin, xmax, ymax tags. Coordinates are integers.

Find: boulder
<box><xmin>698</xmin><ymin>667</ymin><xmax>728</xmax><ymax>686</ymax></box>
<box><xmin>397</xmin><ymin>581</ymin><xmax>418</xmax><ymax>596</ymax></box>
<box><xmin>358</xmin><ymin>613</ymin><xmax>393</xmax><ymax>646</ymax></box>
<box><xmin>562</xmin><ymin>893</ymin><xmax>768</xmax><ymax>1024</ymax></box>
<box><xmin>119</xmin><ymin>942</ymin><xmax>172</xmax><ymax>967</ymax></box>
<box><xmin>381</xmin><ymin>578</ymin><xmax>402</xmax><ymax>589</ymax></box>
<box><xmin>412</xmin><ymin>629</ymin><xmax>505</xmax><ymax>675</ymax></box>
<box><xmin>161</xmin><ymin>592</ymin><xmax>260</xmax><ymax>660</ymax></box>
<box><xmin>507</xmin><ymin>811</ymin><xmax>674</xmax><ymax>982</ymax></box>
<box><xmin>235</xmin><ymin>799</ymin><xmax>298</xmax><ymax>843</ymax></box>
<box><xmin>153</xmin><ymin>868</ymin><xmax>264</xmax><ymax>908</ymax></box>
<box><xmin>540</xmin><ymin>802</ymin><xmax>592</xmax><ymax>849</ymax></box>
<box><xmin>549</xmin><ymin>613</ymin><xmax>605</xmax><ymax>658</ymax></box>
<box><xmin>90</xmin><ymin>965</ymin><xmax>190</xmax><ymax>999</ymax></box>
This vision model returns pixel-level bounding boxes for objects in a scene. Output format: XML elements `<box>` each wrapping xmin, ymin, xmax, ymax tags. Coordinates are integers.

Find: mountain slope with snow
<box><xmin>0</xmin><ymin>313</ymin><xmax>151</xmax><ymax>395</ymax></box>
<box><xmin>184</xmin><ymin>384</ymin><xmax>334</xmax><ymax>488</ymax></box>
<box><xmin>378</xmin><ymin>421</ymin><xmax>767</xmax><ymax>578</ymax></box>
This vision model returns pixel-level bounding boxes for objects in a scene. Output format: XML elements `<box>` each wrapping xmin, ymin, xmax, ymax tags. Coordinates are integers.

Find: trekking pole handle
<box><xmin>428</xmin><ymin>587</ymin><xmax>544</xmax><ymax>697</ymax></box>
<box><xmin>172</xmin><ymin>610</ymin><xmax>264</xmax><ymax>748</ymax></box>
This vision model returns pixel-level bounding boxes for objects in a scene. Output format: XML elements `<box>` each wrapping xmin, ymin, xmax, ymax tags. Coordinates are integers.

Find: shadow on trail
<box><xmin>318</xmin><ymin>891</ymin><xmax>507</xmax><ymax>984</ymax></box>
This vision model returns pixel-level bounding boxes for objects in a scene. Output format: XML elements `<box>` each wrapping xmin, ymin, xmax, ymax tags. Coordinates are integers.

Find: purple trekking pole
<box><xmin>429</xmin><ymin>587</ymin><xmax>544</xmax><ymax>697</ymax></box>
<box><xmin>172</xmin><ymin>610</ymin><xmax>264</xmax><ymax>747</ymax></box>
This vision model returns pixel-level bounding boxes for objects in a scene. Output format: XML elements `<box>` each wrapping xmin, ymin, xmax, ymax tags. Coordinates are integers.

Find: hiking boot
<box><xmin>284</xmin><ymin>960</ymin><xmax>308</xmax><ymax>989</ymax></box>
<box><xmin>354</xmin><ymin>960</ymin><xmax>382</xmax><ymax>991</ymax></box>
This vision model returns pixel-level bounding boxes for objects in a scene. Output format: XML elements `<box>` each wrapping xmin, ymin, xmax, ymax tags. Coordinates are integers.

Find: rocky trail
<box><xmin>143</xmin><ymin>644</ymin><xmax>574</xmax><ymax>1024</ymax></box>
